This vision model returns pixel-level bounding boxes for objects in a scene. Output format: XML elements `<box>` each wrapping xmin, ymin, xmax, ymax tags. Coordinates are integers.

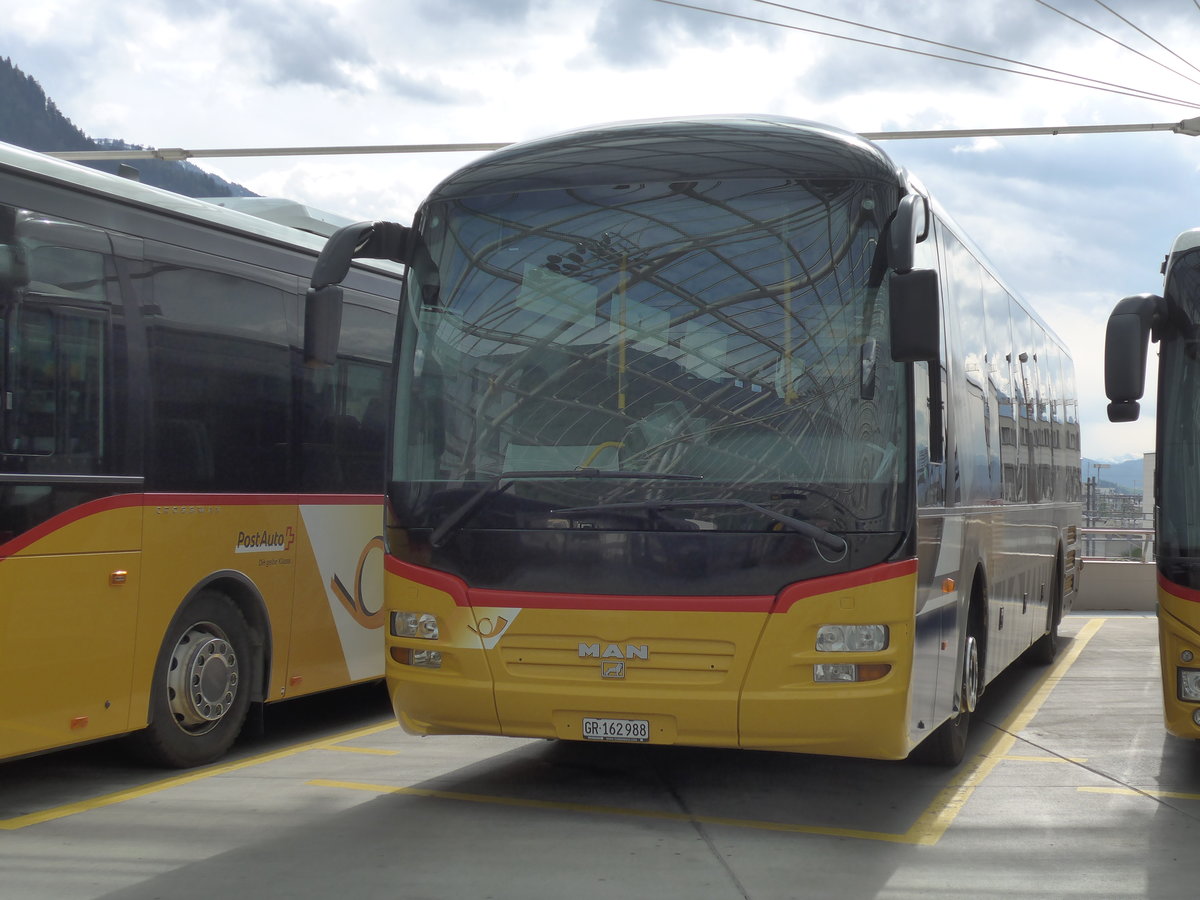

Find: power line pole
<box><xmin>42</xmin><ymin>117</ymin><xmax>1200</xmax><ymax>162</ymax></box>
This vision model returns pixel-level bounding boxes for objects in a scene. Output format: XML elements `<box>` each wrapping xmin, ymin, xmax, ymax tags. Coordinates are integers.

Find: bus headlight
<box><xmin>816</xmin><ymin>624</ymin><xmax>888</xmax><ymax>652</ymax></box>
<box><xmin>1178</xmin><ymin>667</ymin><xmax>1200</xmax><ymax>701</ymax></box>
<box><xmin>391</xmin><ymin>611</ymin><xmax>439</xmax><ymax>640</ymax></box>
<box><xmin>814</xmin><ymin>663</ymin><xmax>891</xmax><ymax>683</ymax></box>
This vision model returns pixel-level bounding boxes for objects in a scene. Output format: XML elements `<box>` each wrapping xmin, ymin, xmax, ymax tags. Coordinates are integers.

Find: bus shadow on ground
<box><xmin>393</xmin><ymin>648</ymin><xmax>1063</xmax><ymax>841</ymax></box>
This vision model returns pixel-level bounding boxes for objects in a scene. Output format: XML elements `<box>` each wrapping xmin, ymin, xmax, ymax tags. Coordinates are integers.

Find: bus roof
<box><xmin>0</xmin><ymin>140</ymin><xmax>402</xmax><ymax>278</ymax></box>
<box><xmin>198</xmin><ymin>196</ymin><xmax>359</xmax><ymax>238</ymax></box>
<box><xmin>423</xmin><ymin>114</ymin><xmax>908</xmax><ymax>203</ymax></box>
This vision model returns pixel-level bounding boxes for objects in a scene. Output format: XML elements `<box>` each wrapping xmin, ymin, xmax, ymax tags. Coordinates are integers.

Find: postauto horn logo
<box><xmin>235</xmin><ymin>526</ymin><xmax>296</xmax><ymax>554</ymax></box>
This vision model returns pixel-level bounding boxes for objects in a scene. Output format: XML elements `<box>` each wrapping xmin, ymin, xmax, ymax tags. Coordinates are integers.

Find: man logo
<box><xmin>578</xmin><ymin>642</ymin><xmax>649</xmax><ymax>660</ymax></box>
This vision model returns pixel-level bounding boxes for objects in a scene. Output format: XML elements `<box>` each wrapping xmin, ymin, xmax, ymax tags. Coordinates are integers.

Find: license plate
<box><xmin>582</xmin><ymin>717</ymin><xmax>650</xmax><ymax>743</ymax></box>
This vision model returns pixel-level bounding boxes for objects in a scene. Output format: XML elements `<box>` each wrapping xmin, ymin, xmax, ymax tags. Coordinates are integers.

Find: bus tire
<box><xmin>130</xmin><ymin>591</ymin><xmax>253</xmax><ymax>768</ymax></box>
<box><xmin>1028</xmin><ymin>562</ymin><xmax>1064</xmax><ymax>665</ymax></box>
<box><xmin>914</xmin><ymin>623</ymin><xmax>980</xmax><ymax>767</ymax></box>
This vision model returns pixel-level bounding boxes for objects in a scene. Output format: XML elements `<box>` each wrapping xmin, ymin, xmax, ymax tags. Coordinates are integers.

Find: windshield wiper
<box><xmin>428</xmin><ymin>469</ymin><xmax>703</xmax><ymax>549</ymax></box>
<box><xmin>553</xmin><ymin>498</ymin><xmax>848</xmax><ymax>554</ymax></box>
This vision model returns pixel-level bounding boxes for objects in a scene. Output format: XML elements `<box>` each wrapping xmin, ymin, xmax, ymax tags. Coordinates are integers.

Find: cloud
<box><xmin>586</xmin><ymin>0</ymin><xmax>778</xmax><ymax>68</ymax></box>
<box><xmin>160</xmin><ymin>0</ymin><xmax>370</xmax><ymax>90</ymax></box>
<box><xmin>377</xmin><ymin>69</ymin><xmax>474</xmax><ymax>105</ymax></box>
<box><xmin>414</xmin><ymin>0</ymin><xmax>533</xmax><ymax>24</ymax></box>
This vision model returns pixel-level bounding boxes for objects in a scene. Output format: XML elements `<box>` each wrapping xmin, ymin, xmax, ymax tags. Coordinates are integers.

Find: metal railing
<box><xmin>1081</xmin><ymin>527</ymin><xmax>1155</xmax><ymax>562</ymax></box>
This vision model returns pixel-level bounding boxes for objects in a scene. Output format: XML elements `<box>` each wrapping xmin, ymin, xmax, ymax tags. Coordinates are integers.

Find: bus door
<box><xmin>0</xmin><ymin>213</ymin><xmax>142</xmax><ymax>758</ymax></box>
<box><xmin>290</xmin><ymin>296</ymin><xmax>393</xmax><ymax>693</ymax></box>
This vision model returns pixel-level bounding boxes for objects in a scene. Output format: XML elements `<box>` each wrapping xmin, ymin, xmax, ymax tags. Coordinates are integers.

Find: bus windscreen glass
<box><xmin>393</xmin><ymin>177</ymin><xmax>908</xmax><ymax>544</ymax></box>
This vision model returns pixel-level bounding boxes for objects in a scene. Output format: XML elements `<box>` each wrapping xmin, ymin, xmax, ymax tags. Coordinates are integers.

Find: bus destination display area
<box><xmin>1</xmin><ymin>614</ymin><xmax>1195</xmax><ymax>900</ymax></box>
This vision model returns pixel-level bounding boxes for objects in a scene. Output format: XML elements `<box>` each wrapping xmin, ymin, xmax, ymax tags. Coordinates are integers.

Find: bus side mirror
<box><xmin>303</xmin><ymin>220</ymin><xmax>414</xmax><ymax>367</ymax></box>
<box><xmin>888</xmin><ymin>194</ymin><xmax>929</xmax><ymax>276</ymax></box>
<box><xmin>1105</xmin><ymin>293</ymin><xmax>1164</xmax><ymax>422</ymax></box>
<box><xmin>0</xmin><ymin>244</ymin><xmax>28</xmax><ymax>289</ymax></box>
<box><xmin>889</xmin><ymin>268</ymin><xmax>940</xmax><ymax>362</ymax></box>
<box><xmin>304</xmin><ymin>284</ymin><xmax>344</xmax><ymax>368</ymax></box>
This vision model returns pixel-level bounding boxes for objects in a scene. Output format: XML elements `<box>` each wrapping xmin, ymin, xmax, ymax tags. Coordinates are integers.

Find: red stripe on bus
<box><xmin>0</xmin><ymin>491</ymin><xmax>383</xmax><ymax>561</ymax></box>
<box><xmin>384</xmin><ymin>557</ymin><xmax>770</xmax><ymax>612</ymax></box>
<box><xmin>145</xmin><ymin>492</ymin><xmax>383</xmax><ymax>506</ymax></box>
<box><xmin>771</xmin><ymin>559</ymin><xmax>919</xmax><ymax>613</ymax></box>
<box><xmin>0</xmin><ymin>493</ymin><xmax>143</xmax><ymax>559</ymax></box>
<box><xmin>1159</xmin><ymin>572</ymin><xmax>1200</xmax><ymax>603</ymax></box>
<box><xmin>385</xmin><ymin>556</ymin><xmax>918</xmax><ymax>614</ymax></box>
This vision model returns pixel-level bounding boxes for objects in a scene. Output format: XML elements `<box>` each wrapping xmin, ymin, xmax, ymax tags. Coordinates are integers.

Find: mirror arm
<box><xmin>309</xmin><ymin>221</ymin><xmax>413</xmax><ymax>290</ymax></box>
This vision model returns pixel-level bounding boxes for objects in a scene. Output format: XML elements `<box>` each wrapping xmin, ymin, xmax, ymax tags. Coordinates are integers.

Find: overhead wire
<box><xmin>1088</xmin><ymin>0</ymin><xmax>1200</xmax><ymax>80</ymax></box>
<box><xmin>1033</xmin><ymin>0</ymin><xmax>1200</xmax><ymax>89</ymax></box>
<box><xmin>648</xmin><ymin>0</ymin><xmax>1200</xmax><ymax>109</ymax></box>
<box><xmin>744</xmin><ymin>0</ymin><xmax>1200</xmax><ymax>102</ymax></box>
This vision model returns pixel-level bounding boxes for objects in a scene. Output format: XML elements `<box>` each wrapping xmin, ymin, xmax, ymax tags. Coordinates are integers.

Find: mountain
<box><xmin>1081</xmin><ymin>456</ymin><xmax>1148</xmax><ymax>494</ymax></box>
<box><xmin>0</xmin><ymin>57</ymin><xmax>254</xmax><ymax>198</ymax></box>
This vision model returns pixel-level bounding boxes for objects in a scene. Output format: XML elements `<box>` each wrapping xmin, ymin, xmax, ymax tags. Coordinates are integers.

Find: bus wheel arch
<box><xmin>969</xmin><ymin>567</ymin><xmax>988</xmax><ymax>693</ymax></box>
<box><xmin>130</xmin><ymin>575</ymin><xmax>270</xmax><ymax>767</ymax></box>
<box><xmin>1028</xmin><ymin>547</ymin><xmax>1065</xmax><ymax>665</ymax></box>
<box><xmin>912</xmin><ymin>568</ymin><xmax>986</xmax><ymax>766</ymax></box>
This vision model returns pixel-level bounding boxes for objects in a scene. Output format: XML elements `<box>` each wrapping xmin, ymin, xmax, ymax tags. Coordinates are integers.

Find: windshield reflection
<box><xmin>393</xmin><ymin>176</ymin><xmax>907</xmax><ymax>537</ymax></box>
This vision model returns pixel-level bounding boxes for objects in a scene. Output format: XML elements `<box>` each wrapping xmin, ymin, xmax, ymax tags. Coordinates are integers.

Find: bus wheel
<box><xmin>1028</xmin><ymin>567</ymin><xmax>1063</xmax><ymax>665</ymax></box>
<box><xmin>130</xmin><ymin>591</ymin><xmax>253</xmax><ymax>768</ymax></box>
<box><xmin>914</xmin><ymin>631</ymin><xmax>979</xmax><ymax>767</ymax></box>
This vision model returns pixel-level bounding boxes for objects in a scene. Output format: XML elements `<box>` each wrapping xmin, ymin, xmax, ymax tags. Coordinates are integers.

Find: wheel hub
<box><xmin>167</xmin><ymin>624</ymin><xmax>240</xmax><ymax>731</ymax></box>
<box><xmin>962</xmin><ymin>634</ymin><xmax>979</xmax><ymax>714</ymax></box>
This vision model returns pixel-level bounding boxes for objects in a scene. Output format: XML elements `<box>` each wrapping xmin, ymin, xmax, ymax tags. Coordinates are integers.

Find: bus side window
<box><xmin>4</xmin><ymin>304</ymin><xmax>106</xmax><ymax>468</ymax></box>
<box><xmin>300</xmin><ymin>296</ymin><xmax>392</xmax><ymax>493</ymax></box>
<box><xmin>141</xmin><ymin>256</ymin><xmax>292</xmax><ymax>492</ymax></box>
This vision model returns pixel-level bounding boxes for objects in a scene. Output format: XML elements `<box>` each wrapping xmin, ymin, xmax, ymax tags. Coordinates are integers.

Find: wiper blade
<box><xmin>428</xmin><ymin>469</ymin><xmax>702</xmax><ymax>549</ymax></box>
<box><xmin>554</xmin><ymin>498</ymin><xmax>848</xmax><ymax>554</ymax></box>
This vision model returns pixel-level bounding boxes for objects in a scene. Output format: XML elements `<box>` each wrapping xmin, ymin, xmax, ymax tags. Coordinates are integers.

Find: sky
<box><xmin>5</xmin><ymin>0</ymin><xmax>1200</xmax><ymax>464</ymax></box>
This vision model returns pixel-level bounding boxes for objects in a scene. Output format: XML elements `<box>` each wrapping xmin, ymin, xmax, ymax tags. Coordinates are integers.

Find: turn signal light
<box><xmin>391</xmin><ymin>647</ymin><xmax>443</xmax><ymax>669</ymax></box>
<box><xmin>1178</xmin><ymin>667</ymin><xmax>1200</xmax><ymax>701</ymax></box>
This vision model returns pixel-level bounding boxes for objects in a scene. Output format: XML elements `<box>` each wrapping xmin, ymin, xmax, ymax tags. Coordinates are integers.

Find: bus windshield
<box><xmin>1158</xmin><ymin>246</ymin><xmax>1200</xmax><ymax>566</ymax></box>
<box><xmin>392</xmin><ymin>176</ymin><xmax>908</xmax><ymax>543</ymax></box>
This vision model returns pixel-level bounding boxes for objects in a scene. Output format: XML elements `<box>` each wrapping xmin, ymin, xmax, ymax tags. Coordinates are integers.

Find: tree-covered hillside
<box><xmin>0</xmin><ymin>57</ymin><xmax>254</xmax><ymax>198</ymax></box>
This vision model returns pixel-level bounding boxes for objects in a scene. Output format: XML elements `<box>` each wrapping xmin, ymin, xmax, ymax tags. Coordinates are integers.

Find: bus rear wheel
<box><xmin>130</xmin><ymin>591</ymin><xmax>253</xmax><ymax>768</ymax></box>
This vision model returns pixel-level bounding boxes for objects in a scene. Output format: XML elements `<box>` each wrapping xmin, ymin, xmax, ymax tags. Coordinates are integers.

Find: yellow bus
<box><xmin>312</xmin><ymin>116</ymin><xmax>1082</xmax><ymax>764</ymax></box>
<box><xmin>0</xmin><ymin>141</ymin><xmax>398</xmax><ymax>767</ymax></box>
<box><xmin>1106</xmin><ymin>228</ymin><xmax>1200</xmax><ymax>739</ymax></box>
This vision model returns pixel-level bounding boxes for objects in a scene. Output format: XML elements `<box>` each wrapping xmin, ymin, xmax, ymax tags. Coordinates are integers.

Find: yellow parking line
<box><xmin>0</xmin><ymin>720</ymin><xmax>398</xmax><ymax>831</ymax></box>
<box><xmin>321</xmin><ymin>745</ymin><xmax>401</xmax><ymax>757</ymax></box>
<box><xmin>1079</xmin><ymin>786</ymin><xmax>1200</xmax><ymax>802</ymax></box>
<box><xmin>309</xmin><ymin>619</ymin><xmax>1106</xmax><ymax>846</ymax></box>
<box><xmin>905</xmin><ymin>617</ymin><xmax>1105</xmax><ymax>845</ymax></box>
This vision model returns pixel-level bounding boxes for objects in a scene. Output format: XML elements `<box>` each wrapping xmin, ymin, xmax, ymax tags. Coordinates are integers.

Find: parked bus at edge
<box><xmin>311</xmin><ymin>116</ymin><xmax>1083</xmax><ymax>764</ymax></box>
<box><xmin>0</xmin><ymin>141</ymin><xmax>398</xmax><ymax>767</ymax></box>
<box><xmin>1106</xmin><ymin>228</ymin><xmax>1200</xmax><ymax>740</ymax></box>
